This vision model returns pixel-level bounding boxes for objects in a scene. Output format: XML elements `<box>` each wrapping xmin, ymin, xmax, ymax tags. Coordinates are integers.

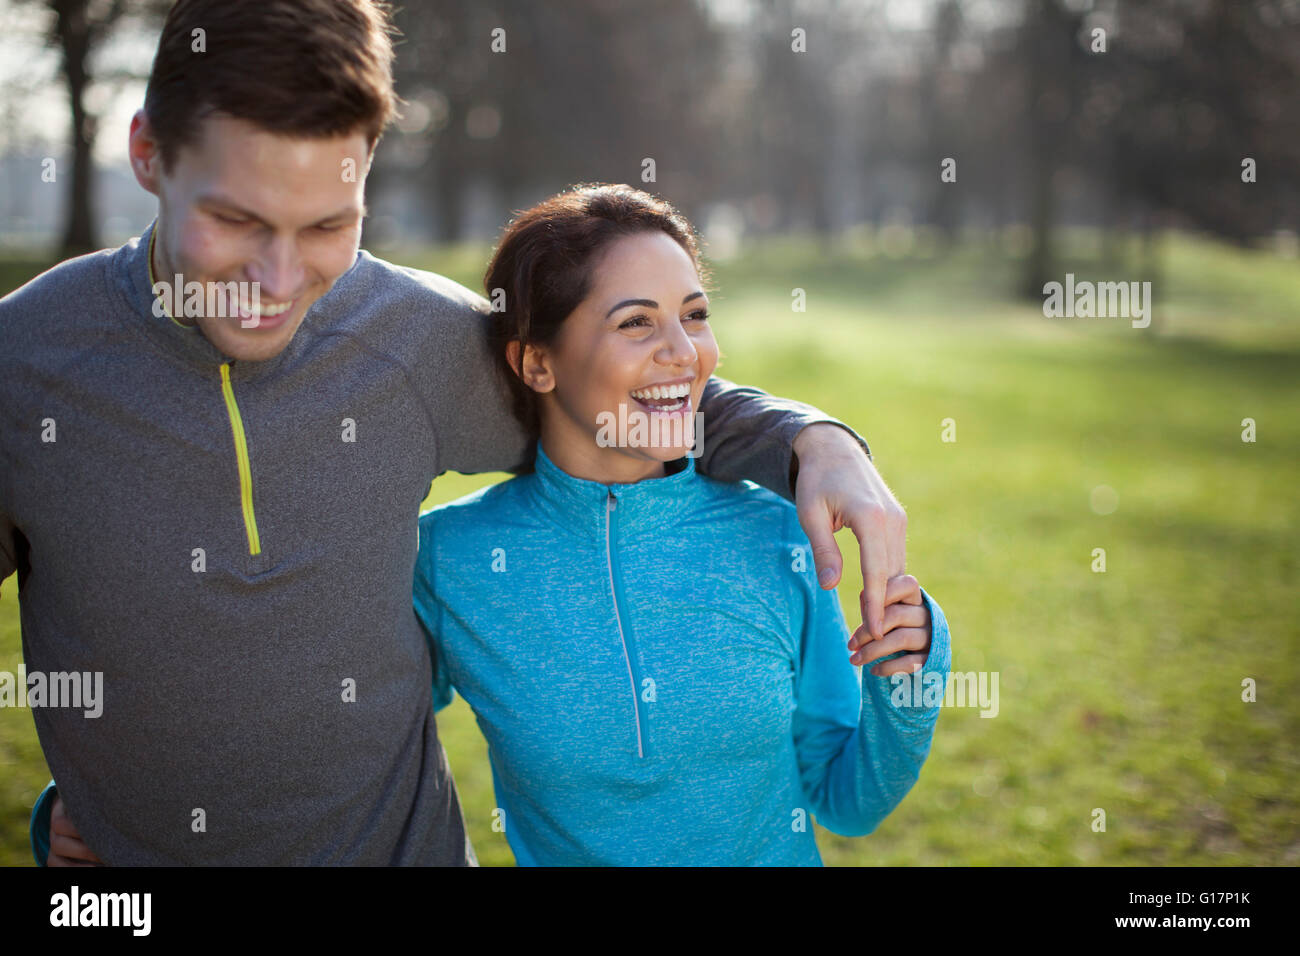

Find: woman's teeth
<box><xmin>629</xmin><ymin>382</ymin><xmax>691</xmax><ymax>411</ymax></box>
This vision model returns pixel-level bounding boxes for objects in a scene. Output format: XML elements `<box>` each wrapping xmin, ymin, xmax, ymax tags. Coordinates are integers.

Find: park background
<box><xmin>1</xmin><ymin>0</ymin><xmax>1297</xmax><ymax>866</ymax></box>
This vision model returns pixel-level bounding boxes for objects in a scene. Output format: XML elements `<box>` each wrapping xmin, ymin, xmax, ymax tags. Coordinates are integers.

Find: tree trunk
<box><xmin>53</xmin><ymin>0</ymin><xmax>99</xmax><ymax>256</ymax></box>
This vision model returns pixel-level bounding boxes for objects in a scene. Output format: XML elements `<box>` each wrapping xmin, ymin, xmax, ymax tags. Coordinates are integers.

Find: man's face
<box><xmin>134</xmin><ymin>112</ymin><xmax>369</xmax><ymax>362</ymax></box>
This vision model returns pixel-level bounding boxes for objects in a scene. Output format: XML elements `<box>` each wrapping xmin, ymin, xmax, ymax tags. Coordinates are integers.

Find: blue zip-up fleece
<box><xmin>414</xmin><ymin>442</ymin><xmax>952</xmax><ymax>866</ymax></box>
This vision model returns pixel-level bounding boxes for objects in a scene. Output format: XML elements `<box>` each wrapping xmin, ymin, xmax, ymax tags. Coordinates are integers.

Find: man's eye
<box><xmin>214</xmin><ymin>214</ymin><xmax>250</xmax><ymax>226</ymax></box>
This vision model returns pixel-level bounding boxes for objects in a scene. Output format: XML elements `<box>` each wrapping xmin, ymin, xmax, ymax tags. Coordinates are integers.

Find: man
<box><xmin>0</xmin><ymin>0</ymin><xmax>913</xmax><ymax>866</ymax></box>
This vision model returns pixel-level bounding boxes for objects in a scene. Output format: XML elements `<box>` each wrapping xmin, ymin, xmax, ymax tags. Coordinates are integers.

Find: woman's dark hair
<box><xmin>484</xmin><ymin>183</ymin><xmax>709</xmax><ymax>442</ymax></box>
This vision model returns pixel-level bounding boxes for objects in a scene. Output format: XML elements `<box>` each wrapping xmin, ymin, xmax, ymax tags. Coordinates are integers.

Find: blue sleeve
<box><xmin>30</xmin><ymin>780</ymin><xmax>57</xmax><ymax>866</ymax></box>
<box><xmin>414</xmin><ymin>513</ymin><xmax>455</xmax><ymax>713</ymax></box>
<box><xmin>791</xmin><ymin>564</ymin><xmax>952</xmax><ymax>837</ymax></box>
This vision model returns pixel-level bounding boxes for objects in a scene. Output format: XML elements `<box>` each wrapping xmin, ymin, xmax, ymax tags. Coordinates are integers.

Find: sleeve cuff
<box><xmin>917</xmin><ymin>587</ymin><xmax>952</xmax><ymax>678</ymax></box>
<box><xmin>862</xmin><ymin>587</ymin><xmax>952</xmax><ymax>715</ymax></box>
<box><xmin>30</xmin><ymin>780</ymin><xmax>57</xmax><ymax>867</ymax></box>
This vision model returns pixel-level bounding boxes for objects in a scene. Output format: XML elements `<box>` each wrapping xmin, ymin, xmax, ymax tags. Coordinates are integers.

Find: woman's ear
<box><xmin>506</xmin><ymin>340</ymin><xmax>555</xmax><ymax>394</ymax></box>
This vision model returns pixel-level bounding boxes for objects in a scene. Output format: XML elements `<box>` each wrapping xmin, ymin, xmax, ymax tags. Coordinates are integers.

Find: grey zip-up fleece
<box><xmin>0</xmin><ymin>220</ymin><xmax>869</xmax><ymax>865</ymax></box>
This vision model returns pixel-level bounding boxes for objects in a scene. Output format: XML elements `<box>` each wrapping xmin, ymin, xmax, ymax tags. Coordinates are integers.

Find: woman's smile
<box><xmin>628</xmin><ymin>376</ymin><xmax>694</xmax><ymax>413</ymax></box>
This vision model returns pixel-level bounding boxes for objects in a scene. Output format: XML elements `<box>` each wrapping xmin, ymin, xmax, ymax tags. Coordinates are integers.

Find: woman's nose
<box><xmin>656</xmin><ymin>319</ymin><xmax>698</xmax><ymax>366</ymax></box>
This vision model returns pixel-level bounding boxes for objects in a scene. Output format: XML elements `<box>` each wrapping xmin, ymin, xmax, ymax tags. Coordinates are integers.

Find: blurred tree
<box><xmin>379</xmin><ymin>0</ymin><xmax>724</xmax><ymax>244</ymax></box>
<box><xmin>981</xmin><ymin>0</ymin><xmax>1300</xmax><ymax>298</ymax></box>
<box><xmin>1108</xmin><ymin>0</ymin><xmax>1300</xmax><ymax>244</ymax></box>
<box><xmin>16</xmin><ymin>0</ymin><xmax>170</xmax><ymax>256</ymax></box>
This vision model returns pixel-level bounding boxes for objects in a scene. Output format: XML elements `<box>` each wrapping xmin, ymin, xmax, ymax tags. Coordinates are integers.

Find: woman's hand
<box><xmin>47</xmin><ymin>794</ymin><xmax>105</xmax><ymax>866</ymax></box>
<box><xmin>847</xmin><ymin>573</ymin><xmax>931</xmax><ymax>676</ymax></box>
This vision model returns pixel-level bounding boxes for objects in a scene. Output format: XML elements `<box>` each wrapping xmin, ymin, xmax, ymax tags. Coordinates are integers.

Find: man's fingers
<box><xmin>858</xmin><ymin>531</ymin><xmax>890</xmax><ymax>641</ymax></box>
<box><xmin>885</xmin><ymin>505</ymin><xmax>908</xmax><ymax>594</ymax></box>
<box><xmin>798</xmin><ymin>502</ymin><xmax>843</xmax><ymax>590</ymax></box>
<box><xmin>853</xmin><ymin>541</ymin><xmax>908</xmax><ymax>644</ymax></box>
<box><xmin>845</xmin><ymin>499</ymin><xmax>908</xmax><ymax>641</ymax></box>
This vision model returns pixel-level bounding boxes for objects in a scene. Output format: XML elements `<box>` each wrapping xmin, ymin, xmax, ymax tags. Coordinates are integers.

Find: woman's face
<box><xmin>528</xmin><ymin>229</ymin><xmax>719</xmax><ymax>481</ymax></box>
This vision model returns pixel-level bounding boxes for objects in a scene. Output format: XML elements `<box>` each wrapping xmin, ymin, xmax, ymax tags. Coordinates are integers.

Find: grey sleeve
<box><xmin>425</xmin><ymin>297</ymin><xmax>533</xmax><ymax>477</ymax></box>
<box><xmin>0</xmin><ymin>432</ymin><xmax>16</xmax><ymax>584</ymax></box>
<box><xmin>694</xmin><ymin>375</ymin><xmax>872</xmax><ymax>502</ymax></box>
<box><xmin>0</xmin><ymin>509</ymin><xmax>14</xmax><ymax>584</ymax></box>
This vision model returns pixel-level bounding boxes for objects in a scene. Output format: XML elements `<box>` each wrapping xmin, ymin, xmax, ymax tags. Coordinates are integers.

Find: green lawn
<box><xmin>2</xmin><ymin>232</ymin><xmax>1297</xmax><ymax>866</ymax></box>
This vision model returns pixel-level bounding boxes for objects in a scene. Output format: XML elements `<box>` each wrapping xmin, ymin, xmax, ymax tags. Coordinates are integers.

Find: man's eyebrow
<box><xmin>197</xmin><ymin>194</ymin><xmax>366</xmax><ymax>227</ymax></box>
<box><xmin>606</xmin><ymin>291</ymin><xmax>706</xmax><ymax>319</ymax></box>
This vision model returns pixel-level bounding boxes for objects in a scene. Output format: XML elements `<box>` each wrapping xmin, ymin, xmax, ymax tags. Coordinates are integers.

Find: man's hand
<box><xmin>848</xmin><ymin>573</ymin><xmax>931</xmax><ymax>675</ymax></box>
<box><xmin>47</xmin><ymin>794</ymin><xmax>104</xmax><ymax>867</ymax></box>
<box><xmin>792</xmin><ymin>422</ymin><xmax>907</xmax><ymax>643</ymax></box>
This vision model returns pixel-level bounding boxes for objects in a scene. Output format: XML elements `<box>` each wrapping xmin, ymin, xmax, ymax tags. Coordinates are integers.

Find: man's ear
<box><xmin>128</xmin><ymin>109</ymin><xmax>164</xmax><ymax>197</ymax></box>
<box><xmin>506</xmin><ymin>340</ymin><xmax>555</xmax><ymax>394</ymax></box>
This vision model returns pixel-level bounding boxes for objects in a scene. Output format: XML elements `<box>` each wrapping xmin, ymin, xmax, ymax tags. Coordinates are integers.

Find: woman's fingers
<box><xmin>48</xmin><ymin>832</ymin><xmax>102</xmax><ymax>866</ymax></box>
<box><xmin>851</xmin><ymin>625</ymin><xmax>930</xmax><ymax>667</ymax></box>
<box><xmin>849</xmin><ymin>593</ymin><xmax>927</xmax><ymax>651</ymax></box>
<box><xmin>871</xmin><ymin>652</ymin><xmax>929</xmax><ymax>677</ymax></box>
<box><xmin>47</xmin><ymin>795</ymin><xmax>105</xmax><ymax>865</ymax></box>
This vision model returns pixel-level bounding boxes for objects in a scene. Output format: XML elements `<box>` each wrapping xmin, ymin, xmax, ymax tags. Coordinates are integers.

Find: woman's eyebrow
<box><xmin>605</xmin><ymin>291</ymin><xmax>706</xmax><ymax>318</ymax></box>
<box><xmin>606</xmin><ymin>298</ymin><xmax>657</xmax><ymax>318</ymax></box>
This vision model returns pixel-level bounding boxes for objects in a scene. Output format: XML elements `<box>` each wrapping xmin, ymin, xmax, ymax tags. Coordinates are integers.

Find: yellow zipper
<box><xmin>219</xmin><ymin>362</ymin><xmax>262</xmax><ymax>556</ymax></box>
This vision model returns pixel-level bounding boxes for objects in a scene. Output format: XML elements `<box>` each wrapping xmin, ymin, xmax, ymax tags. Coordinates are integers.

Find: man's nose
<box><xmin>246</xmin><ymin>236</ymin><xmax>304</xmax><ymax>301</ymax></box>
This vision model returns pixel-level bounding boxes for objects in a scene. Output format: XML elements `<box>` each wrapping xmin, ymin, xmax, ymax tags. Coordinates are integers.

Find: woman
<box><xmin>36</xmin><ymin>184</ymin><xmax>951</xmax><ymax>867</ymax></box>
<box><xmin>415</xmin><ymin>183</ymin><xmax>951</xmax><ymax>865</ymax></box>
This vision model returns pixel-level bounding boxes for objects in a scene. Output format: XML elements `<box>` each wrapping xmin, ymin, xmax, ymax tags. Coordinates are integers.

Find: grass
<box><xmin>1</xmin><ymin>231</ymin><xmax>1297</xmax><ymax>866</ymax></box>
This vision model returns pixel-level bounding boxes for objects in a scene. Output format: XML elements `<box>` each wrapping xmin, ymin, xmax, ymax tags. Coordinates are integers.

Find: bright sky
<box><xmin>0</xmin><ymin>0</ymin><xmax>153</xmax><ymax>164</ymax></box>
<box><xmin>0</xmin><ymin>0</ymin><xmax>1017</xmax><ymax>163</ymax></box>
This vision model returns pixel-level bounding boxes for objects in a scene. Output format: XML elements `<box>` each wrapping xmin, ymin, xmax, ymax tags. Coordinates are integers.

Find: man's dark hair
<box><xmin>145</xmin><ymin>0</ymin><xmax>400</xmax><ymax>171</ymax></box>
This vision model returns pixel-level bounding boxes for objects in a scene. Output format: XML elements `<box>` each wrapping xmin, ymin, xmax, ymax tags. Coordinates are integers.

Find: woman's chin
<box><xmin>641</xmin><ymin>445</ymin><xmax>691</xmax><ymax>462</ymax></box>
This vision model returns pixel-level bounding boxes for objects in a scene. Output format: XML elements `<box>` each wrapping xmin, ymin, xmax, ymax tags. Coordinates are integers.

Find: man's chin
<box><xmin>196</xmin><ymin>320</ymin><xmax>299</xmax><ymax>364</ymax></box>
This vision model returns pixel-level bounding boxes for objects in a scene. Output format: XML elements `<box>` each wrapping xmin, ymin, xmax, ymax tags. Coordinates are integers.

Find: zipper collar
<box><xmin>528</xmin><ymin>440</ymin><xmax>701</xmax><ymax>538</ymax></box>
<box><xmin>115</xmin><ymin>218</ymin><xmax>332</xmax><ymax>382</ymax></box>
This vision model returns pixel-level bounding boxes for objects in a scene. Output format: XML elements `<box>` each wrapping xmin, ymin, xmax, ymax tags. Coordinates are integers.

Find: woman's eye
<box><xmin>619</xmin><ymin>315</ymin><xmax>651</xmax><ymax>329</ymax></box>
<box><xmin>685</xmin><ymin>309</ymin><xmax>710</xmax><ymax>322</ymax></box>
